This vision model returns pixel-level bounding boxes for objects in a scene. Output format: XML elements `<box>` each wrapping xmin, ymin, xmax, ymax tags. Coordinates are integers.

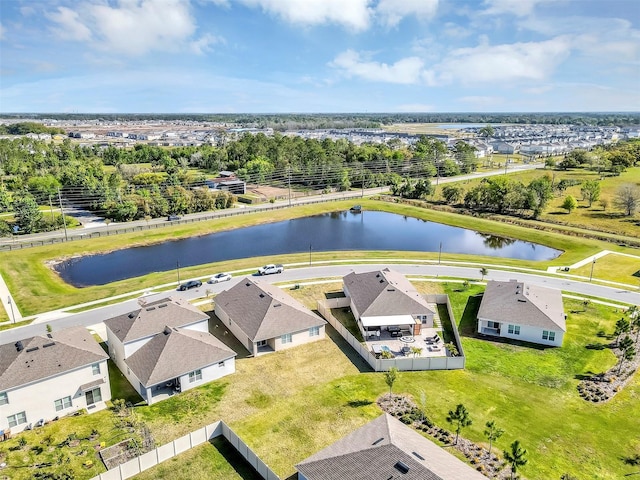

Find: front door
<box><xmin>85</xmin><ymin>387</ymin><xmax>102</xmax><ymax>406</ymax></box>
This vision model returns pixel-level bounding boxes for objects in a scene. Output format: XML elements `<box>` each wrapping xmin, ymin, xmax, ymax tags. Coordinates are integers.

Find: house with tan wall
<box><xmin>214</xmin><ymin>277</ymin><xmax>326</xmax><ymax>356</ymax></box>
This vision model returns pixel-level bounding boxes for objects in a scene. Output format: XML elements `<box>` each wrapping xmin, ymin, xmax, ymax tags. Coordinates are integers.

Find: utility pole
<box><xmin>176</xmin><ymin>260</ymin><xmax>181</xmax><ymax>285</ymax></box>
<box><xmin>361</xmin><ymin>164</ymin><xmax>365</xmax><ymax>198</ymax></box>
<box><xmin>288</xmin><ymin>166</ymin><xmax>292</xmax><ymax>207</ymax></box>
<box><xmin>589</xmin><ymin>258</ymin><xmax>596</xmax><ymax>282</ymax></box>
<box><xmin>438</xmin><ymin>241</ymin><xmax>442</xmax><ymax>265</ymax></box>
<box><xmin>57</xmin><ymin>188</ymin><xmax>68</xmax><ymax>241</ymax></box>
<box><xmin>7</xmin><ymin>296</ymin><xmax>16</xmax><ymax>324</ymax></box>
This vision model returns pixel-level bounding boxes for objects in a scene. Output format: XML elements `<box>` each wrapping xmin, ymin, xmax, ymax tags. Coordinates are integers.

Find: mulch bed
<box><xmin>377</xmin><ymin>393</ymin><xmax>514</xmax><ymax>479</ymax></box>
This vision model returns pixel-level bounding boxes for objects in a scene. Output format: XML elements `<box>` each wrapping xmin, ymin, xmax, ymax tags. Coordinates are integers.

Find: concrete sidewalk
<box><xmin>0</xmin><ymin>273</ymin><xmax>22</xmax><ymax>324</ymax></box>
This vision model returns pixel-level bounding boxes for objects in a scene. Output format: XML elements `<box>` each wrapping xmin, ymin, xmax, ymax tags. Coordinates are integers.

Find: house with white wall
<box><xmin>343</xmin><ymin>269</ymin><xmax>435</xmax><ymax>339</ymax></box>
<box><xmin>214</xmin><ymin>278</ymin><xmax>326</xmax><ymax>356</ymax></box>
<box><xmin>104</xmin><ymin>297</ymin><xmax>236</xmax><ymax>405</ymax></box>
<box><xmin>0</xmin><ymin>326</ymin><xmax>110</xmax><ymax>434</ymax></box>
<box><xmin>477</xmin><ymin>280</ymin><xmax>566</xmax><ymax>347</ymax></box>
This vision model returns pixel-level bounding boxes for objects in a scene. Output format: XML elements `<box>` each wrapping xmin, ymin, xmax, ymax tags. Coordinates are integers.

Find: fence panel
<box><xmin>189</xmin><ymin>426</ymin><xmax>207</xmax><ymax>447</ymax></box>
<box><xmin>156</xmin><ymin>442</ymin><xmax>175</xmax><ymax>463</ymax></box>
<box><xmin>173</xmin><ymin>433</ymin><xmax>191</xmax><ymax>454</ymax></box>
<box><xmin>119</xmin><ymin>457</ymin><xmax>141</xmax><ymax>479</ymax></box>
<box><xmin>138</xmin><ymin>450</ymin><xmax>158</xmax><ymax>471</ymax></box>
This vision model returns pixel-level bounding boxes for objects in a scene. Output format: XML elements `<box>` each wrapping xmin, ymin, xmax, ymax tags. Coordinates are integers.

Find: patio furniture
<box><xmin>401</xmin><ymin>345</ymin><xmax>411</xmax><ymax>355</ymax></box>
<box><xmin>400</xmin><ymin>336</ymin><xmax>415</xmax><ymax>343</ymax></box>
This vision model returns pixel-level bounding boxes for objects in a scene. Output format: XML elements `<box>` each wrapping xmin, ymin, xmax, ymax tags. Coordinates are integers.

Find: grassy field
<box><xmin>3</xmin><ymin>197</ymin><xmax>634</xmax><ymax>319</ymax></box>
<box><xmin>570</xmin><ymin>252</ymin><xmax>640</xmax><ymax>285</ymax></box>
<box><xmin>434</xmin><ymin>166</ymin><xmax>640</xmax><ymax>238</ymax></box>
<box><xmin>1</xmin><ymin>280</ymin><xmax>637</xmax><ymax>479</ymax></box>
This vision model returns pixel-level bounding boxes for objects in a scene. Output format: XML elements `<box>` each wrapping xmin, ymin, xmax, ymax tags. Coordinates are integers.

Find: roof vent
<box><xmin>387</xmin><ymin>288</ymin><xmax>395</xmax><ymax>292</ymax></box>
<box><xmin>128</xmin><ymin>313</ymin><xmax>135</xmax><ymax>319</ymax></box>
<box><xmin>517</xmin><ymin>298</ymin><xmax>527</xmax><ymax>303</ymax></box>
<box><xmin>412</xmin><ymin>451</ymin><xmax>425</xmax><ymax>460</ymax></box>
<box><xmin>146</xmin><ymin>307</ymin><xmax>156</xmax><ymax>311</ymax></box>
<box><xmin>372</xmin><ymin>437</ymin><xmax>385</xmax><ymax>445</ymax></box>
<box><xmin>245</xmin><ymin>282</ymin><xmax>251</xmax><ymax>286</ymax></box>
<box><xmin>376</xmin><ymin>274</ymin><xmax>380</xmax><ymax>278</ymax></box>
<box><xmin>15</xmin><ymin>341</ymin><xmax>24</xmax><ymax>352</ymax></box>
<box><xmin>26</xmin><ymin>346</ymin><xmax>39</xmax><ymax>352</ymax></box>
<box><xmin>163</xmin><ymin>326</ymin><xmax>172</xmax><ymax>335</ymax></box>
<box><xmin>158</xmin><ymin>304</ymin><xmax>167</xmax><ymax>308</ymax></box>
<box><xmin>47</xmin><ymin>333</ymin><xmax>53</xmax><ymax>338</ymax></box>
<box><xmin>43</xmin><ymin>342</ymin><xmax>56</xmax><ymax>348</ymax></box>
<box><xmin>394</xmin><ymin>461</ymin><xmax>410</xmax><ymax>474</ymax></box>
<box><xmin>259</xmin><ymin>293</ymin><xmax>265</xmax><ymax>298</ymax></box>
<box><xmin>380</xmin><ymin>279</ymin><xmax>384</xmax><ymax>283</ymax></box>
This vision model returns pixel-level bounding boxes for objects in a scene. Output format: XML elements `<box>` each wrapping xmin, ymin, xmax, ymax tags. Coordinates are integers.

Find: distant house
<box><xmin>0</xmin><ymin>326</ymin><xmax>110</xmax><ymax>434</ymax></box>
<box><xmin>296</xmin><ymin>413</ymin><xmax>488</xmax><ymax>480</ymax></box>
<box><xmin>490</xmin><ymin>141</ymin><xmax>517</xmax><ymax>154</ymax></box>
<box><xmin>214</xmin><ymin>278</ymin><xmax>326</xmax><ymax>356</ymax></box>
<box><xmin>343</xmin><ymin>269</ymin><xmax>435</xmax><ymax>338</ymax></box>
<box><xmin>205</xmin><ymin>171</ymin><xmax>246</xmax><ymax>195</ymax></box>
<box><xmin>477</xmin><ymin>280</ymin><xmax>566</xmax><ymax>347</ymax></box>
<box><xmin>104</xmin><ymin>297</ymin><xmax>236</xmax><ymax>405</ymax></box>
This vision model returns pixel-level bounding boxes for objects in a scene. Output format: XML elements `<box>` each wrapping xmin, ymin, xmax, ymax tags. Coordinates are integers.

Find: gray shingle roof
<box><xmin>125</xmin><ymin>327</ymin><xmax>236</xmax><ymax>387</ymax></box>
<box><xmin>104</xmin><ymin>297</ymin><xmax>209</xmax><ymax>343</ymax></box>
<box><xmin>214</xmin><ymin>278</ymin><xmax>326</xmax><ymax>342</ymax></box>
<box><xmin>343</xmin><ymin>269</ymin><xmax>434</xmax><ymax>318</ymax></box>
<box><xmin>0</xmin><ymin>326</ymin><xmax>108</xmax><ymax>391</ymax></box>
<box><xmin>478</xmin><ymin>280</ymin><xmax>566</xmax><ymax>331</ymax></box>
<box><xmin>296</xmin><ymin>413</ymin><xmax>488</xmax><ymax>480</ymax></box>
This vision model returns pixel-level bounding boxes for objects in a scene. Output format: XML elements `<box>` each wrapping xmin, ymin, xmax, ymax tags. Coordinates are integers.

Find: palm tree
<box><xmin>480</xmin><ymin>267</ymin><xmax>488</xmax><ymax>281</ymax></box>
<box><xmin>410</xmin><ymin>346</ymin><xmax>423</xmax><ymax>357</ymax></box>
<box><xmin>446</xmin><ymin>404</ymin><xmax>472</xmax><ymax>445</ymax></box>
<box><xmin>444</xmin><ymin>342</ymin><xmax>459</xmax><ymax>357</ymax></box>
<box><xmin>504</xmin><ymin>440</ymin><xmax>528</xmax><ymax>479</ymax></box>
<box><xmin>618</xmin><ymin>336</ymin><xmax>636</xmax><ymax>374</ymax></box>
<box><xmin>484</xmin><ymin>420</ymin><xmax>504</xmax><ymax>457</ymax></box>
<box><xmin>384</xmin><ymin>367</ymin><xmax>398</xmax><ymax>394</ymax></box>
<box><xmin>615</xmin><ymin>318</ymin><xmax>631</xmax><ymax>344</ymax></box>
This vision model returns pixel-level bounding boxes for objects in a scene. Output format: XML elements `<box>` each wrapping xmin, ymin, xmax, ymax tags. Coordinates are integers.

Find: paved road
<box><xmin>0</xmin><ymin>163</ymin><xmax>543</xmax><ymax>248</ymax></box>
<box><xmin>1</xmin><ymin>262</ymin><xmax>637</xmax><ymax>345</ymax></box>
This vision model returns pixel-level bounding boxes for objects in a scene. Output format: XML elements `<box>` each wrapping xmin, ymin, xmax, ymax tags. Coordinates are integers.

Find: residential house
<box><xmin>343</xmin><ymin>269</ymin><xmax>435</xmax><ymax>339</ymax></box>
<box><xmin>477</xmin><ymin>280</ymin><xmax>566</xmax><ymax>347</ymax></box>
<box><xmin>214</xmin><ymin>278</ymin><xmax>326</xmax><ymax>356</ymax></box>
<box><xmin>296</xmin><ymin>413</ymin><xmax>488</xmax><ymax>480</ymax></box>
<box><xmin>104</xmin><ymin>297</ymin><xmax>236</xmax><ymax>405</ymax></box>
<box><xmin>0</xmin><ymin>326</ymin><xmax>110</xmax><ymax>434</ymax></box>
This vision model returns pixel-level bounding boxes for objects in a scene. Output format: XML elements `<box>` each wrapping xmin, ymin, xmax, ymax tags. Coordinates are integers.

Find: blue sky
<box><xmin>1</xmin><ymin>0</ymin><xmax>639</xmax><ymax>113</ymax></box>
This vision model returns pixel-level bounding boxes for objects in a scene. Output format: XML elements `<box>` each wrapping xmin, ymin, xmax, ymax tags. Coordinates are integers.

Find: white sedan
<box><xmin>209</xmin><ymin>273</ymin><xmax>232</xmax><ymax>284</ymax></box>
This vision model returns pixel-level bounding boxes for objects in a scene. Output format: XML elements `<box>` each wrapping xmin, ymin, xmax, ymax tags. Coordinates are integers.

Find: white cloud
<box><xmin>330</xmin><ymin>50</ymin><xmax>425</xmax><ymax>84</ymax></box>
<box><xmin>442</xmin><ymin>22</ymin><xmax>471</xmax><ymax>39</ymax></box>
<box><xmin>46</xmin><ymin>6</ymin><xmax>92</xmax><ymax>41</ymax></box>
<box><xmin>430</xmin><ymin>36</ymin><xmax>572</xmax><ymax>85</ymax></box>
<box><xmin>375</xmin><ymin>0</ymin><xmax>439</xmax><ymax>28</ymax></box>
<box><xmin>481</xmin><ymin>0</ymin><xmax>562</xmax><ymax>17</ymax></box>
<box><xmin>45</xmin><ymin>0</ymin><xmax>223</xmax><ymax>56</ymax></box>
<box><xmin>20</xmin><ymin>6</ymin><xmax>36</xmax><ymax>17</ymax></box>
<box><xmin>238</xmin><ymin>0</ymin><xmax>372</xmax><ymax>31</ymax></box>
<box><xmin>0</xmin><ymin>23</ymin><xmax>4</xmax><ymax>40</ymax></box>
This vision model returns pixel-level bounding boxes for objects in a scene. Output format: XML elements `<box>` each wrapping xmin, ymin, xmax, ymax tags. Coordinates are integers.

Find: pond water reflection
<box><xmin>55</xmin><ymin>210</ymin><xmax>560</xmax><ymax>287</ymax></box>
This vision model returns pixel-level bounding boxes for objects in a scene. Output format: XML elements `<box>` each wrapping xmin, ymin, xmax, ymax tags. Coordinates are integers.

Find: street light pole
<box><xmin>176</xmin><ymin>260</ymin><xmax>181</xmax><ymax>285</ymax></box>
<box><xmin>309</xmin><ymin>244</ymin><xmax>312</xmax><ymax>266</ymax></box>
<box><xmin>589</xmin><ymin>258</ymin><xmax>596</xmax><ymax>282</ymax></box>
<box><xmin>438</xmin><ymin>241</ymin><xmax>442</xmax><ymax>265</ymax></box>
<box><xmin>7</xmin><ymin>296</ymin><xmax>15</xmax><ymax>324</ymax></box>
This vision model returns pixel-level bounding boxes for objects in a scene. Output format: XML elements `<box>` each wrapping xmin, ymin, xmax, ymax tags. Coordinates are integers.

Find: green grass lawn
<box><xmin>570</xmin><ymin>252</ymin><xmax>640</xmax><ymax>285</ymax></box>
<box><xmin>434</xmin><ymin>166</ymin><xmax>640</xmax><ymax>238</ymax></box>
<box><xmin>1</xmin><ymin>281</ymin><xmax>637</xmax><ymax>479</ymax></box>
<box><xmin>0</xmin><ymin>196</ymin><xmax>618</xmax><ymax>317</ymax></box>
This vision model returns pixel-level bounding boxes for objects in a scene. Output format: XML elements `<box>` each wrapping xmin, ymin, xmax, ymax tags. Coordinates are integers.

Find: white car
<box><xmin>209</xmin><ymin>273</ymin><xmax>232</xmax><ymax>284</ymax></box>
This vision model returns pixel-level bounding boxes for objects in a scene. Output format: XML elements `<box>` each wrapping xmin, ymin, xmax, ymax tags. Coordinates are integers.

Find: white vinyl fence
<box><xmin>317</xmin><ymin>294</ymin><xmax>465</xmax><ymax>372</ymax></box>
<box><xmin>90</xmin><ymin>420</ymin><xmax>280</xmax><ymax>480</ymax></box>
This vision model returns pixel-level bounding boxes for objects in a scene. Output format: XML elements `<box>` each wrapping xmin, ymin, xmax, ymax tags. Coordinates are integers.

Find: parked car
<box><xmin>257</xmin><ymin>264</ymin><xmax>284</xmax><ymax>275</ymax></box>
<box><xmin>209</xmin><ymin>273</ymin><xmax>231</xmax><ymax>284</ymax></box>
<box><xmin>177</xmin><ymin>280</ymin><xmax>202</xmax><ymax>291</ymax></box>
<box><xmin>167</xmin><ymin>214</ymin><xmax>181</xmax><ymax>221</ymax></box>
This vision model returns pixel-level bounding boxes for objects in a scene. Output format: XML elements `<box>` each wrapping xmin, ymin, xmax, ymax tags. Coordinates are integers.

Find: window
<box><xmin>543</xmin><ymin>331</ymin><xmax>556</xmax><ymax>341</ymax></box>
<box><xmin>189</xmin><ymin>369</ymin><xmax>202</xmax><ymax>383</ymax></box>
<box><xmin>309</xmin><ymin>326</ymin><xmax>320</xmax><ymax>337</ymax></box>
<box><xmin>218</xmin><ymin>361</ymin><xmax>225</xmax><ymax>368</ymax></box>
<box><xmin>281</xmin><ymin>333</ymin><xmax>292</xmax><ymax>344</ymax></box>
<box><xmin>507</xmin><ymin>325</ymin><xmax>520</xmax><ymax>335</ymax></box>
<box><xmin>7</xmin><ymin>411</ymin><xmax>27</xmax><ymax>428</ymax></box>
<box><xmin>0</xmin><ymin>392</ymin><xmax>7</xmax><ymax>406</ymax></box>
<box><xmin>488</xmin><ymin>321</ymin><xmax>500</xmax><ymax>329</ymax></box>
<box><xmin>55</xmin><ymin>396</ymin><xmax>73</xmax><ymax>412</ymax></box>
<box><xmin>92</xmin><ymin>363</ymin><xmax>100</xmax><ymax>375</ymax></box>
<box><xmin>85</xmin><ymin>387</ymin><xmax>102</xmax><ymax>406</ymax></box>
